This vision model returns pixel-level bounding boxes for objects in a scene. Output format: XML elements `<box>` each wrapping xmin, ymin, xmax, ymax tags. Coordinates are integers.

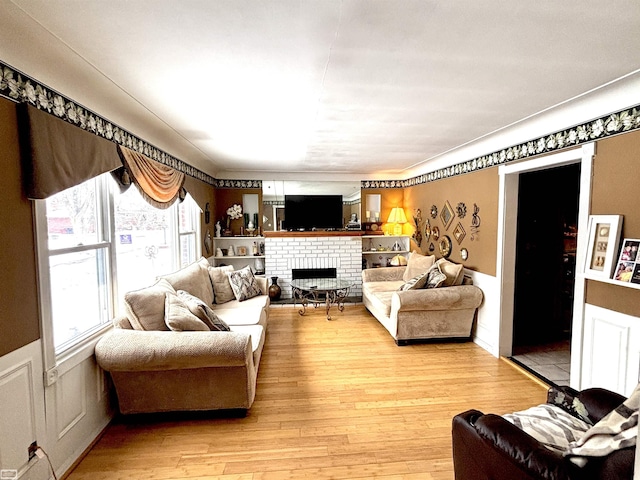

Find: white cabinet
<box><xmin>211</xmin><ymin>236</ymin><xmax>265</xmax><ymax>274</ymax></box>
<box><xmin>362</xmin><ymin>235</ymin><xmax>410</xmax><ymax>269</ymax></box>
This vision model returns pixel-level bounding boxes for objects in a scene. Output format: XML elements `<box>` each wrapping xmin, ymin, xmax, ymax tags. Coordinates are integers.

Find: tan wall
<box><xmin>403</xmin><ymin>168</ymin><xmax>499</xmax><ymax>275</ymax></box>
<box><xmin>214</xmin><ymin>188</ymin><xmax>263</xmax><ymax>236</ymax></box>
<box><xmin>585</xmin><ymin>130</ymin><xmax>640</xmax><ymax>317</ymax></box>
<box><xmin>183</xmin><ymin>175</ymin><xmax>216</xmax><ymax>254</ymax></box>
<box><xmin>0</xmin><ymin>98</ymin><xmax>40</xmax><ymax>356</ymax></box>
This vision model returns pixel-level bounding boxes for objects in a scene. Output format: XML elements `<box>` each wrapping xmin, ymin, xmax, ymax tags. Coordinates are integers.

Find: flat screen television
<box><xmin>284</xmin><ymin>195</ymin><xmax>343</xmax><ymax>231</ymax></box>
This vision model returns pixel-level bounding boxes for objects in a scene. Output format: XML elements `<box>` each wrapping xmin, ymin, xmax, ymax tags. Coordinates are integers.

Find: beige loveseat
<box><xmin>95</xmin><ymin>257</ymin><xmax>269</xmax><ymax>415</ymax></box>
<box><xmin>362</xmin><ymin>253</ymin><xmax>483</xmax><ymax>345</ymax></box>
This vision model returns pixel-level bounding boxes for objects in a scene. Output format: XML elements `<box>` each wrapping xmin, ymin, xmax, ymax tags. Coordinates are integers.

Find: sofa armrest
<box><xmin>95</xmin><ymin>329</ymin><xmax>252</xmax><ymax>372</ymax></box>
<box><xmin>453</xmin><ymin>410</ymin><xmax>572</xmax><ymax>480</ymax></box>
<box><xmin>362</xmin><ymin>266</ymin><xmax>406</xmax><ymax>283</ymax></box>
<box><xmin>576</xmin><ymin>387</ymin><xmax>627</xmax><ymax>424</ymax></box>
<box><xmin>392</xmin><ymin>285</ymin><xmax>483</xmax><ymax>312</ymax></box>
<box><xmin>256</xmin><ymin>276</ymin><xmax>268</xmax><ymax>295</ymax></box>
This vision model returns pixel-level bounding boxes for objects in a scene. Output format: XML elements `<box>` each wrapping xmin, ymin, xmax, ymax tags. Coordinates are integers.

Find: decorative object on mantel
<box><xmin>268</xmin><ymin>277</ymin><xmax>282</xmax><ymax>301</ymax></box>
<box><xmin>430</xmin><ymin>205</ymin><xmax>438</xmax><ymax>218</ymax></box>
<box><xmin>412</xmin><ymin>209</ymin><xmax>422</xmax><ymax>246</ymax></box>
<box><xmin>387</xmin><ymin>207</ymin><xmax>408</xmax><ymax>236</ymax></box>
<box><xmin>227</xmin><ymin>244</ymin><xmax>235</xmax><ymax>256</ymax></box>
<box><xmin>453</xmin><ymin>223</ymin><xmax>466</xmax><ymax>244</ymax></box>
<box><xmin>456</xmin><ymin>202</ymin><xmax>467</xmax><ymax>218</ymax></box>
<box><xmin>470</xmin><ymin>203</ymin><xmax>481</xmax><ymax>241</ymax></box>
<box><xmin>439</xmin><ymin>235</ymin><xmax>453</xmax><ymax>258</ymax></box>
<box><xmin>215</xmin><ymin>221</ymin><xmax>221</xmax><ymax>238</ymax></box>
<box><xmin>432</xmin><ymin>226</ymin><xmax>440</xmax><ymax>241</ymax></box>
<box><xmin>440</xmin><ymin>201</ymin><xmax>455</xmax><ymax>230</ymax></box>
<box><xmin>583</xmin><ymin>214</ymin><xmax>623</xmax><ymax>280</ymax></box>
<box><xmin>225</xmin><ymin>203</ymin><xmax>242</xmax><ymax>236</ymax></box>
<box><xmin>614</xmin><ymin>238</ymin><xmax>640</xmax><ymax>284</ymax></box>
<box><xmin>362</xmin><ymin>221</ymin><xmax>384</xmax><ymax>234</ymax></box>
<box><xmin>460</xmin><ymin>248</ymin><xmax>469</xmax><ymax>261</ymax></box>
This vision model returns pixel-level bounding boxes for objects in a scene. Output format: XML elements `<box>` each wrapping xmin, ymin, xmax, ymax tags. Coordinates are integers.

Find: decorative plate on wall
<box><xmin>439</xmin><ymin>235</ymin><xmax>452</xmax><ymax>258</ymax></box>
<box><xmin>432</xmin><ymin>226</ymin><xmax>440</xmax><ymax>241</ymax></box>
<box><xmin>456</xmin><ymin>202</ymin><xmax>467</xmax><ymax>218</ymax></box>
<box><xmin>430</xmin><ymin>205</ymin><xmax>438</xmax><ymax>218</ymax></box>
<box><xmin>460</xmin><ymin>248</ymin><xmax>469</xmax><ymax>261</ymax></box>
<box><xmin>423</xmin><ymin>219</ymin><xmax>431</xmax><ymax>244</ymax></box>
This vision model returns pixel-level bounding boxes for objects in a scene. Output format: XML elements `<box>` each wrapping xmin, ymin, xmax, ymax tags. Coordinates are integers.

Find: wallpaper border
<box><xmin>362</xmin><ymin>104</ymin><xmax>640</xmax><ymax>189</ymax></box>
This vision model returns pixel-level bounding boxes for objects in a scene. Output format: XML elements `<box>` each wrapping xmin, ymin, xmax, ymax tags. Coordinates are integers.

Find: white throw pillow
<box><xmin>226</xmin><ymin>266</ymin><xmax>262</xmax><ymax>302</ymax></box>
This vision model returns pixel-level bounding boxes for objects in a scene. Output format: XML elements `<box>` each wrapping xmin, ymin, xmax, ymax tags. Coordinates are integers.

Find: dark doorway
<box><xmin>511</xmin><ymin>163</ymin><xmax>580</xmax><ymax>385</ymax></box>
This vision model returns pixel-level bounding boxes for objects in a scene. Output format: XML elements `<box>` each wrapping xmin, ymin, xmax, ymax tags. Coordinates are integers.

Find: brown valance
<box><xmin>117</xmin><ymin>145</ymin><xmax>185</xmax><ymax>209</ymax></box>
<box><xmin>18</xmin><ymin>103</ymin><xmax>122</xmax><ymax>199</ymax></box>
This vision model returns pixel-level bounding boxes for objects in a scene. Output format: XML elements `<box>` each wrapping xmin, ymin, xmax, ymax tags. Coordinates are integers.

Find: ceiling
<box><xmin>4</xmin><ymin>1</ymin><xmax>640</xmax><ymax>180</ymax></box>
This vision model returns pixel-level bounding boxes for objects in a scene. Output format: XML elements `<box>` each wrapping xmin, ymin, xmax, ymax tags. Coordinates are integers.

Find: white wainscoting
<box><xmin>581</xmin><ymin>304</ymin><xmax>640</xmax><ymax>397</ymax></box>
<box><xmin>0</xmin><ymin>337</ymin><xmax>113</xmax><ymax>479</ymax></box>
<box><xmin>0</xmin><ymin>340</ymin><xmax>47</xmax><ymax>478</ymax></box>
<box><xmin>466</xmin><ymin>270</ymin><xmax>501</xmax><ymax>357</ymax></box>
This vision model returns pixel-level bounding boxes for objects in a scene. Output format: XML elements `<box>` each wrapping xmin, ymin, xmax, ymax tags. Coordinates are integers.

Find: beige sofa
<box><xmin>362</xmin><ymin>254</ymin><xmax>483</xmax><ymax>345</ymax></box>
<box><xmin>95</xmin><ymin>257</ymin><xmax>269</xmax><ymax>415</ymax></box>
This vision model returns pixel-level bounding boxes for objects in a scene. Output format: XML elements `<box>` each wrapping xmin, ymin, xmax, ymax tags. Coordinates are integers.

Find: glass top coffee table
<box><xmin>290</xmin><ymin>277</ymin><xmax>353</xmax><ymax>320</ymax></box>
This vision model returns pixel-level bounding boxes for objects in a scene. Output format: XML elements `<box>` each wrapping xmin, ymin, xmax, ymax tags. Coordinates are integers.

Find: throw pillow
<box><xmin>424</xmin><ymin>263</ymin><xmax>447</xmax><ymax>289</ymax></box>
<box><xmin>226</xmin><ymin>265</ymin><xmax>262</xmax><ymax>302</ymax></box>
<box><xmin>208</xmin><ymin>265</ymin><xmax>236</xmax><ymax>304</ymax></box>
<box><xmin>164</xmin><ymin>292</ymin><xmax>211</xmax><ymax>331</ymax></box>
<box><xmin>398</xmin><ymin>270</ymin><xmax>430</xmax><ymax>291</ymax></box>
<box><xmin>177</xmin><ymin>290</ymin><xmax>230</xmax><ymax>331</ymax></box>
<box><xmin>160</xmin><ymin>258</ymin><xmax>214</xmax><ymax>306</ymax></box>
<box><xmin>402</xmin><ymin>251</ymin><xmax>436</xmax><ymax>282</ymax></box>
<box><xmin>124</xmin><ymin>278</ymin><xmax>176</xmax><ymax>331</ymax></box>
<box><xmin>435</xmin><ymin>258</ymin><xmax>464</xmax><ymax>286</ymax></box>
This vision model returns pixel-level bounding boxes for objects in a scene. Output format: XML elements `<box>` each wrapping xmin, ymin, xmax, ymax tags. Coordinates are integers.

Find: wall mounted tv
<box><xmin>284</xmin><ymin>195</ymin><xmax>343</xmax><ymax>231</ymax></box>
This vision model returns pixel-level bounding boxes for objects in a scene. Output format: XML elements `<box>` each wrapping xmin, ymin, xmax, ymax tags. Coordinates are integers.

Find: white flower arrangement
<box><xmin>226</xmin><ymin>204</ymin><xmax>242</xmax><ymax>220</ymax></box>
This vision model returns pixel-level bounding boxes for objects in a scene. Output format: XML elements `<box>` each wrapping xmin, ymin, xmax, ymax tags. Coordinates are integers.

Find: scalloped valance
<box><xmin>117</xmin><ymin>145</ymin><xmax>185</xmax><ymax>209</ymax></box>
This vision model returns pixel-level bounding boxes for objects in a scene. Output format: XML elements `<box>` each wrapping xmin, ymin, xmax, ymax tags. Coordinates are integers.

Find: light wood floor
<box><xmin>66</xmin><ymin>305</ymin><xmax>547</xmax><ymax>480</ymax></box>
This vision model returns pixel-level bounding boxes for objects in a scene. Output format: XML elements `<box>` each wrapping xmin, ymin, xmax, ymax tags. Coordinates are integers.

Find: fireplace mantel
<box><xmin>264</xmin><ymin>231</ymin><xmax>364</xmax><ymax>238</ymax></box>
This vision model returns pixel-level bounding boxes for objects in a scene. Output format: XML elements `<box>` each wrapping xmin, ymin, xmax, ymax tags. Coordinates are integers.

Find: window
<box><xmin>37</xmin><ymin>173</ymin><xmax>201</xmax><ymax>355</ymax></box>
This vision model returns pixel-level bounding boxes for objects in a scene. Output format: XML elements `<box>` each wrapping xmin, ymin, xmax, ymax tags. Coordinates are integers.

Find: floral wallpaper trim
<box><xmin>362</xmin><ymin>105</ymin><xmax>640</xmax><ymax>189</ymax></box>
<box><xmin>214</xmin><ymin>179</ymin><xmax>262</xmax><ymax>189</ymax></box>
<box><xmin>0</xmin><ymin>60</ymin><xmax>217</xmax><ymax>186</ymax></box>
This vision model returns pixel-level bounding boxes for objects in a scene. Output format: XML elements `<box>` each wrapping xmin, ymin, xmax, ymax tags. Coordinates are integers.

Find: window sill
<box><xmin>54</xmin><ymin>323</ymin><xmax>113</xmax><ymax>376</ymax></box>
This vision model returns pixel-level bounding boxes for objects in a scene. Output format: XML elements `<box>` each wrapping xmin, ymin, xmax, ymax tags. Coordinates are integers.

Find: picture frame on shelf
<box><xmin>613</xmin><ymin>238</ymin><xmax>640</xmax><ymax>284</ymax></box>
<box><xmin>583</xmin><ymin>214</ymin><xmax>623</xmax><ymax>279</ymax></box>
<box><xmin>236</xmin><ymin>246</ymin><xmax>248</xmax><ymax>256</ymax></box>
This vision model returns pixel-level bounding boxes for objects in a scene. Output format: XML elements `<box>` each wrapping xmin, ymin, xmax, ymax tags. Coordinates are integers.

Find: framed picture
<box><xmin>453</xmin><ymin>222</ymin><xmax>466</xmax><ymax>244</ymax></box>
<box><xmin>613</xmin><ymin>238</ymin><xmax>640</xmax><ymax>283</ymax></box>
<box><xmin>583</xmin><ymin>215</ymin><xmax>623</xmax><ymax>279</ymax></box>
<box><xmin>236</xmin><ymin>246</ymin><xmax>248</xmax><ymax>256</ymax></box>
<box><xmin>440</xmin><ymin>201</ymin><xmax>455</xmax><ymax>230</ymax></box>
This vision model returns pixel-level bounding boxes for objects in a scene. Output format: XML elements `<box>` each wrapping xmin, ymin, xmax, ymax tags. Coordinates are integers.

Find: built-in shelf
<box><xmin>582</xmin><ymin>273</ymin><xmax>640</xmax><ymax>290</ymax></box>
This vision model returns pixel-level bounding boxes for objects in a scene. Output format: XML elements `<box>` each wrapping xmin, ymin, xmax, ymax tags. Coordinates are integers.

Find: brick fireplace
<box><xmin>264</xmin><ymin>232</ymin><xmax>363</xmax><ymax>299</ymax></box>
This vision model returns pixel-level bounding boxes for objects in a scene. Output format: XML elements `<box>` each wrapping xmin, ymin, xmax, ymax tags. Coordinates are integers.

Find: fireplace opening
<box><xmin>291</xmin><ymin>268</ymin><xmax>337</xmax><ymax>280</ymax></box>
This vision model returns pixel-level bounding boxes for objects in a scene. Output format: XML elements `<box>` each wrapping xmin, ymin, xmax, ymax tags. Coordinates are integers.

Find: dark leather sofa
<box><xmin>452</xmin><ymin>386</ymin><xmax>635</xmax><ymax>480</ymax></box>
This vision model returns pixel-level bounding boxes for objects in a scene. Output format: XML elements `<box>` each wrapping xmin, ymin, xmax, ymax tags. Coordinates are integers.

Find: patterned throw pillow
<box><xmin>398</xmin><ymin>270</ymin><xmax>430</xmax><ymax>291</ymax></box>
<box><xmin>425</xmin><ymin>263</ymin><xmax>447</xmax><ymax>289</ymax></box>
<box><xmin>177</xmin><ymin>290</ymin><xmax>230</xmax><ymax>331</ymax></box>
<box><xmin>226</xmin><ymin>266</ymin><xmax>262</xmax><ymax>302</ymax></box>
<box><xmin>164</xmin><ymin>292</ymin><xmax>211</xmax><ymax>331</ymax></box>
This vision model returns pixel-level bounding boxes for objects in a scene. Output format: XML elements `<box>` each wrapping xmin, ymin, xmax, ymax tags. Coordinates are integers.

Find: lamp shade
<box><xmin>387</xmin><ymin>207</ymin><xmax>407</xmax><ymax>224</ymax></box>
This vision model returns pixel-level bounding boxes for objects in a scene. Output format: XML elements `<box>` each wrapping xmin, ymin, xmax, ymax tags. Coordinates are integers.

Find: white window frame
<box><xmin>34</xmin><ymin>175</ymin><xmax>202</xmax><ymax>373</ymax></box>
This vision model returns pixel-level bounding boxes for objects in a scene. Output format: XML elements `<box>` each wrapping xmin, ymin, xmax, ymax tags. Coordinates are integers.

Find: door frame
<box><xmin>496</xmin><ymin>143</ymin><xmax>595</xmax><ymax>389</ymax></box>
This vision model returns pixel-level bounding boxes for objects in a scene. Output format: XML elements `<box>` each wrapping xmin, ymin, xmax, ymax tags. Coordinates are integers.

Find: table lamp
<box><xmin>387</xmin><ymin>207</ymin><xmax>407</xmax><ymax>235</ymax></box>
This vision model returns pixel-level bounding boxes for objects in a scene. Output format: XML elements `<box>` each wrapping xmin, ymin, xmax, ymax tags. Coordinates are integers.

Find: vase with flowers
<box><xmin>225</xmin><ymin>204</ymin><xmax>242</xmax><ymax>236</ymax></box>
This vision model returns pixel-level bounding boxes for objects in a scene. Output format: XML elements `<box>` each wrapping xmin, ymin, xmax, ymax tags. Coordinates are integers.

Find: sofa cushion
<box><xmin>124</xmin><ymin>278</ymin><xmax>175</xmax><ymax>331</ymax></box>
<box><xmin>160</xmin><ymin>258</ymin><xmax>214</xmax><ymax>306</ymax></box>
<box><xmin>177</xmin><ymin>290</ymin><xmax>230</xmax><ymax>331</ymax></box>
<box><xmin>425</xmin><ymin>263</ymin><xmax>447</xmax><ymax>289</ymax></box>
<box><xmin>435</xmin><ymin>258</ymin><xmax>464</xmax><ymax>286</ymax></box>
<box><xmin>208</xmin><ymin>265</ymin><xmax>236</xmax><ymax>304</ymax></box>
<box><xmin>226</xmin><ymin>266</ymin><xmax>262</xmax><ymax>302</ymax></box>
<box><xmin>399</xmin><ymin>270</ymin><xmax>430</xmax><ymax>291</ymax></box>
<box><xmin>164</xmin><ymin>292</ymin><xmax>211</xmax><ymax>331</ymax></box>
<box><xmin>213</xmin><ymin>294</ymin><xmax>270</xmax><ymax>327</ymax></box>
<box><xmin>403</xmin><ymin>251</ymin><xmax>436</xmax><ymax>282</ymax></box>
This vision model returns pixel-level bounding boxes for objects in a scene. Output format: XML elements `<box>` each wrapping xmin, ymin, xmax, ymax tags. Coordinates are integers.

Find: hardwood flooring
<box><xmin>66</xmin><ymin>305</ymin><xmax>547</xmax><ymax>480</ymax></box>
